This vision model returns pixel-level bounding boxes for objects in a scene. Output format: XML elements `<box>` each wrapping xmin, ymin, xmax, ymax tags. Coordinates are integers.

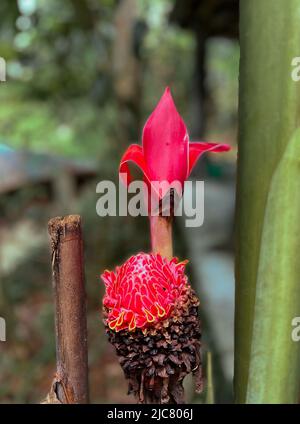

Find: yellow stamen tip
<box><xmin>155</xmin><ymin>302</ymin><xmax>166</xmax><ymax>318</ymax></box>
<box><xmin>143</xmin><ymin>308</ymin><xmax>155</xmax><ymax>323</ymax></box>
<box><xmin>129</xmin><ymin>316</ymin><xmax>136</xmax><ymax>331</ymax></box>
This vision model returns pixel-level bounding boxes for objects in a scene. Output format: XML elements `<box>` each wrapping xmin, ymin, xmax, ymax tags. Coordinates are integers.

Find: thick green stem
<box><xmin>235</xmin><ymin>0</ymin><xmax>300</xmax><ymax>403</ymax></box>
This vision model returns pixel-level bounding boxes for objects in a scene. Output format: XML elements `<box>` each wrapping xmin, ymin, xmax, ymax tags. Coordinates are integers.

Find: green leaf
<box><xmin>246</xmin><ymin>128</ymin><xmax>300</xmax><ymax>403</ymax></box>
<box><xmin>235</xmin><ymin>0</ymin><xmax>300</xmax><ymax>402</ymax></box>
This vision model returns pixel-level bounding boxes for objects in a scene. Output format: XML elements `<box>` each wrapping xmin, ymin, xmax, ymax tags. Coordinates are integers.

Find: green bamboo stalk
<box><xmin>235</xmin><ymin>0</ymin><xmax>300</xmax><ymax>403</ymax></box>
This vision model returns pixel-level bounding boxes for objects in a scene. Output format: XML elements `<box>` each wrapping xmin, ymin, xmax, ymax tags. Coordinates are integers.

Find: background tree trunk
<box><xmin>112</xmin><ymin>0</ymin><xmax>144</xmax><ymax>152</ymax></box>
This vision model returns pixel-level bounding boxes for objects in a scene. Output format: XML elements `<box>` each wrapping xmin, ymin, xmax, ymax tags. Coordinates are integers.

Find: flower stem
<box><xmin>206</xmin><ymin>352</ymin><xmax>215</xmax><ymax>404</ymax></box>
<box><xmin>149</xmin><ymin>215</ymin><xmax>173</xmax><ymax>260</ymax></box>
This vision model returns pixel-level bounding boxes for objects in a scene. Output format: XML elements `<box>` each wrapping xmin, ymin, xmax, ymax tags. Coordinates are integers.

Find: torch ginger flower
<box><xmin>102</xmin><ymin>253</ymin><xmax>189</xmax><ymax>332</ymax></box>
<box><xmin>101</xmin><ymin>88</ymin><xmax>230</xmax><ymax>403</ymax></box>
<box><xmin>120</xmin><ymin>87</ymin><xmax>230</xmax><ymax>200</ymax></box>
<box><xmin>102</xmin><ymin>253</ymin><xmax>203</xmax><ymax>403</ymax></box>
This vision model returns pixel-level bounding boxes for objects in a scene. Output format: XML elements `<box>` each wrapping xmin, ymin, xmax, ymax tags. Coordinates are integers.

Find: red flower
<box><xmin>102</xmin><ymin>253</ymin><xmax>189</xmax><ymax>332</ymax></box>
<box><xmin>119</xmin><ymin>87</ymin><xmax>230</xmax><ymax>199</ymax></box>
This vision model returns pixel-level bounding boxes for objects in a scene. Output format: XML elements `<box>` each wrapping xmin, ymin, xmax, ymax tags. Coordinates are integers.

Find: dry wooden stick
<box><xmin>45</xmin><ymin>215</ymin><xmax>89</xmax><ymax>404</ymax></box>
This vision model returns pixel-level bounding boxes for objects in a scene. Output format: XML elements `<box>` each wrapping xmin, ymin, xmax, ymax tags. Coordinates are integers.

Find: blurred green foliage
<box><xmin>0</xmin><ymin>0</ymin><xmax>238</xmax><ymax>404</ymax></box>
<box><xmin>0</xmin><ymin>0</ymin><xmax>238</xmax><ymax>156</ymax></box>
<box><xmin>0</xmin><ymin>0</ymin><xmax>198</xmax><ymax>159</ymax></box>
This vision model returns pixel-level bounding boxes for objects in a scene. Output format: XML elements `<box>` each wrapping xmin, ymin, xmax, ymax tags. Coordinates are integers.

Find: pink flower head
<box><xmin>119</xmin><ymin>87</ymin><xmax>230</xmax><ymax>200</ymax></box>
<box><xmin>102</xmin><ymin>253</ymin><xmax>189</xmax><ymax>332</ymax></box>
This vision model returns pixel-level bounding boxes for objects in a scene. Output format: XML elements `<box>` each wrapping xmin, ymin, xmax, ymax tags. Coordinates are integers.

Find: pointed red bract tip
<box><xmin>119</xmin><ymin>87</ymin><xmax>231</xmax><ymax>201</ymax></box>
<box><xmin>142</xmin><ymin>87</ymin><xmax>188</xmax><ymax>186</ymax></box>
<box><xmin>102</xmin><ymin>253</ymin><xmax>189</xmax><ymax>332</ymax></box>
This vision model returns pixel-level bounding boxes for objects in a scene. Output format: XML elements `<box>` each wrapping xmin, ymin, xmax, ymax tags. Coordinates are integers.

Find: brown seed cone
<box><xmin>103</xmin><ymin>284</ymin><xmax>203</xmax><ymax>404</ymax></box>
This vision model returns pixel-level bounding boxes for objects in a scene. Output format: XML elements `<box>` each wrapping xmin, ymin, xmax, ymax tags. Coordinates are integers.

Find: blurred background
<box><xmin>0</xmin><ymin>0</ymin><xmax>238</xmax><ymax>403</ymax></box>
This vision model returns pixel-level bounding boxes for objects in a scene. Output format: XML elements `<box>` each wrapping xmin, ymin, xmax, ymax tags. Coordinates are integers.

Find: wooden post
<box><xmin>46</xmin><ymin>215</ymin><xmax>89</xmax><ymax>404</ymax></box>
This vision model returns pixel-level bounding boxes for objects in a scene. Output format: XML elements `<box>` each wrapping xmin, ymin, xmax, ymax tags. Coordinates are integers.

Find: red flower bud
<box><xmin>119</xmin><ymin>87</ymin><xmax>230</xmax><ymax>200</ymax></box>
